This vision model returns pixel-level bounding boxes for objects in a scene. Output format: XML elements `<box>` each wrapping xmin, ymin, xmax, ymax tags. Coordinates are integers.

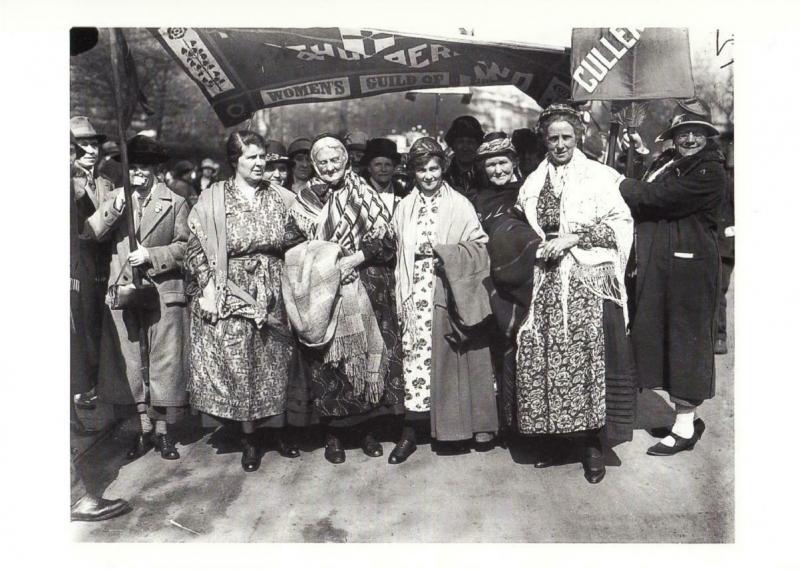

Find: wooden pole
<box><xmin>605</xmin><ymin>121</ymin><xmax>620</xmax><ymax>169</ymax></box>
<box><xmin>108</xmin><ymin>28</ymin><xmax>150</xmax><ymax>398</ymax></box>
<box><xmin>107</xmin><ymin>29</ymin><xmax>141</xmax><ymax>287</ymax></box>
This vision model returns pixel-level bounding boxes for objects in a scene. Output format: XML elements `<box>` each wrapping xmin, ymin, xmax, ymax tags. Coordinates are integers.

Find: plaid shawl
<box><xmin>314</xmin><ymin>169</ymin><xmax>391</xmax><ymax>254</ymax></box>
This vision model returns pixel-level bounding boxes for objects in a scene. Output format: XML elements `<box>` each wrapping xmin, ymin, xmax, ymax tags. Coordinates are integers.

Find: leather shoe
<box><xmin>361</xmin><ymin>432</ymin><xmax>383</xmax><ymax>458</ymax></box>
<box><xmin>714</xmin><ymin>338</ymin><xmax>728</xmax><ymax>355</ymax></box>
<box><xmin>71</xmin><ymin>494</ymin><xmax>132</xmax><ymax>522</ymax></box>
<box><xmin>126</xmin><ymin>432</ymin><xmax>154</xmax><ymax>460</ymax></box>
<box><xmin>582</xmin><ymin>446</ymin><xmax>606</xmax><ymax>484</ymax></box>
<box><xmin>647</xmin><ymin>418</ymin><xmax>706</xmax><ymax>456</ymax></box>
<box><xmin>324</xmin><ymin>435</ymin><xmax>346</xmax><ymax>464</ymax></box>
<box><xmin>276</xmin><ymin>437</ymin><xmax>301</xmax><ymax>459</ymax></box>
<box><xmin>241</xmin><ymin>437</ymin><xmax>261</xmax><ymax>472</ymax></box>
<box><xmin>388</xmin><ymin>438</ymin><xmax>417</xmax><ymax>464</ymax></box>
<box><xmin>154</xmin><ymin>433</ymin><xmax>180</xmax><ymax>460</ymax></box>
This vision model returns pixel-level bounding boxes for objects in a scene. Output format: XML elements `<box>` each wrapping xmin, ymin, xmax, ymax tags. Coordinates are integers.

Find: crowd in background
<box><xmin>69</xmin><ymin>98</ymin><xmax>734</xmax><ymax>522</ymax></box>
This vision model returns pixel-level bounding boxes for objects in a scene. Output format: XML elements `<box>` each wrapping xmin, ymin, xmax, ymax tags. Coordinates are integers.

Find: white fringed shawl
<box><xmin>516</xmin><ymin>148</ymin><xmax>633</xmax><ymax>337</ymax></box>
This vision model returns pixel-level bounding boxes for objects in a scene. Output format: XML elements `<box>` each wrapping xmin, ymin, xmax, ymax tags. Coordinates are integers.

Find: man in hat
<box><xmin>618</xmin><ymin>99</ymin><xmax>727</xmax><ymax>457</ymax></box>
<box><xmin>443</xmin><ymin>115</ymin><xmax>485</xmax><ymax>203</ymax></box>
<box><xmin>70</xmin><ymin>133</ymin><xmax>132</xmax><ymax>523</ymax></box>
<box><xmin>195</xmin><ymin>158</ymin><xmax>218</xmax><ymax>193</ymax></box>
<box><xmin>169</xmin><ymin>159</ymin><xmax>199</xmax><ymax>208</ymax></box>
<box><xmin>70</xmin><ymin>116</ymin><xmax>115</xmax><ymax>410</ymax></box>
<box><xmin>87</xmin><ymin>135</ymin><xmax>190</xmax><ymax>462</ymax></box>
<box><xmin>288</xmin><ymin>137</ymin><xmax>312</xmax><ymax>194</ymax></box>
<box><xmin>344</xmin><ymin>130</ymin><xmax>369</xmax><ymax>178</ymax></box>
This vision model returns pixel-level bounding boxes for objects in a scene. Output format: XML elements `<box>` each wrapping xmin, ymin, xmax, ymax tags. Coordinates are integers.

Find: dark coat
<box><xmin>86</xmin><ymin>183</ymin><xmax>190</xmax><ymax>407</ymax></box>
<box><xmin>619</xmin><ymin>142</ymin><xmax>726</xmax><ymax>402</ymax></box>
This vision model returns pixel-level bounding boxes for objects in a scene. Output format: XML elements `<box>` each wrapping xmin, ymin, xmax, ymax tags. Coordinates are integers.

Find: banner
<box><xmin>571</xmin><ymin>28</ymin><xmax>695</xmax><ymax>101</ymax></box>
<box><xmin>151</xmin><ymin>27</ymin><xmax>571</xmax><ymax>126</ymax></box>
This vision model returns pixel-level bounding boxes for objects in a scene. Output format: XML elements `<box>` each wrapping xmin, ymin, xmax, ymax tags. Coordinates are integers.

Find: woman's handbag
<box><xmin>106</xmin><ymin>259</ymin><xmax>159</xmax><ymax>311</ymax></box>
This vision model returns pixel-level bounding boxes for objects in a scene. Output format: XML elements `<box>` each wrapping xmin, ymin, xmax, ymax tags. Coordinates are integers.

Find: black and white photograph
<box><xmin>2</xmin><ymin>0</ymin><xmax>798</xmax><ymax>566</ymax></box>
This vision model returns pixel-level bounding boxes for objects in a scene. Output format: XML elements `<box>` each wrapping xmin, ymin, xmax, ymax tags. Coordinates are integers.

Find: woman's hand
<box><xmin>128</xmin><ymin>244</ymin><xmax>150</xmax><ymax>267</ymax></box>
<box><xmin>540</xmin><ymin>234</ymin><xmax>580</xmax><ymax>261</ymax></box>
<box><xmin>337</xmin><ymin>252</ymin><xmax>365</xmax><ymax>284</ymax></box>
<box><xmin>198</xmin><ymin>279</ymin><xmax>218</xmax><ymax>319</ymax></box>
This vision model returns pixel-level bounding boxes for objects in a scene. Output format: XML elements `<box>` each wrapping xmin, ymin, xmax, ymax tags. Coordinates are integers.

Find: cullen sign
<box><xmin>152</xmin><ymin>27</ymin><xmax>571</xmax><ymax>126</ymax></box>
<box><xmin>571</xmin><ymin>28</ymin><xmax>695</xmax><ymax>101</ymax></box>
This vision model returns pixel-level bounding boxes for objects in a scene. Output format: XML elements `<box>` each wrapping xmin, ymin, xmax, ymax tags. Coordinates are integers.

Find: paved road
<box><xmin>72</xmin><ymin>285</ymin><xmax>734</xmax><ymax>543</ymax></box>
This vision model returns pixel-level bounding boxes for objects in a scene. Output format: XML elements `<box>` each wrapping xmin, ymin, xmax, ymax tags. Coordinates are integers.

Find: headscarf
<box><xmin>516</xmin><ymin>148</ymin><xmax>633</xmax><ymax>335</ymax></box>
<box><xmin>309</xmin><ymin>136</ymin><xmax>391</xmax><ymax>254</ymax></box>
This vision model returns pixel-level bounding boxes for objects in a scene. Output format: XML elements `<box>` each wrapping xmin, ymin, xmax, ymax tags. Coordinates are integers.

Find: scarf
<box><xmin>393</xmin><ymin>182</ymin><xmax>488</xmax><ymax>341</ymax></box>
<box><xmin>516</xmin><ymin>148</ymin><xmax>633</xmax><ymax>336</ymax></box>
<box><xmin>314</xmin><ymin>168</ymin><xmax>391</xmax><ymax>254</ymax></box>
<box><xmin>283</xmin><ymin>243</ymin><xmax>387</xmax><ymax>405</ymax></box>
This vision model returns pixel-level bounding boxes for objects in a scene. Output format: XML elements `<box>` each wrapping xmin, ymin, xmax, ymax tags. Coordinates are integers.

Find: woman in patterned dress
<box><xmin>514</xmin><ymin>104</ymin><xmax>636</xmax><ymax>484</ymax></box>
<box><xmin>389</xmin><ymin>137</ymin><xmax>498</xmax><ymax>464</ymax></box>
<box><xmin>284</xmin><ymin>134</ymin><xmax>404</xmax><ymax>464</ymax></box>
<box><xmin>185</xmin><ymin>131</ymin><xmax>297</xmax><ymax>473</ymax></box>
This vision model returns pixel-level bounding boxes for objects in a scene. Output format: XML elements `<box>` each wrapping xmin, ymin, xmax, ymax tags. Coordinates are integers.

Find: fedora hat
<box><xmin>113</xmin><ymin>135</ymin><xmax>169</xmax><ymax>165</ymax></box>
<box><xmin>70</xmin><ymin>116</ymin><xmax>107</xmax><ymax>143</ymax></box>
<box><xmin>656</xmin><ymin>100</ymin><xmax>720</xmax><ymax>142</ymax></box>
<box><xmin>361</xmin><ymin>138</ymin><xmax>401</xmax><ymax>166</ymax></box>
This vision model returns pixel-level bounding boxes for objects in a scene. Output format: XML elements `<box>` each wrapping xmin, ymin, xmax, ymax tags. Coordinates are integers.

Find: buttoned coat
<box><xmin>87</xmin><ymin>182</ymin><xmax>190</xmax><ymax>407</ymax></box>
<box><xmin>619</xmin><ymin>142</ymin><xmax>726</xmax><ymax>402</ymax></box>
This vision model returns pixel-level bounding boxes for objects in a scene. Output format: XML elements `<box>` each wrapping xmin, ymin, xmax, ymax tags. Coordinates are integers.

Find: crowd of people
<box><xmin>69</xmin><ymin>99</ymin><xmax>732</xmax><ymax>521</ymax></box>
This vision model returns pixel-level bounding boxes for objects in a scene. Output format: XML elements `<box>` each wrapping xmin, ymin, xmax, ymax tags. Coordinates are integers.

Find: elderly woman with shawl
<box><xmin>283</xmin><ymin>134</ymin><xmax>404</xmax><ymax>464</ymax></box>
<box><xmin>185</xmin><ymin>130</ymin><xmax>297</xmax><ymax>473</ymax></box>
<box><xmin>515</xmin><ymin>104</ymin><xmax>636</xmax><ymax>484</ymax></box>
<box><xmin>471</xmin><ymin>132</ymin><xmax>539</xmax><ymax>433</ymax></box>
<box><xmin>389</xmin><ymin>137</ymin><xmax>499</xmax><ymax>464</ymax></box>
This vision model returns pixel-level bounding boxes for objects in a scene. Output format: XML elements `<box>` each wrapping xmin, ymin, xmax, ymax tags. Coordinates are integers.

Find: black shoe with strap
<box><xmin>154</xmin><ymin>433</ymin><xmax>180</xmax><ymax>460</ymax></box>
<box><xmin>582</xmin><ymin>446</ymin><xmax>606</xmax><ymax>484</ymax></box>
<box><xmin>388</xmin><ymin>438</ymin><xmax>417</xmax><ymax>464</ymax></box>
<box><xmin>647</xmin><ymin>418</ymin><xmax>706</xmax><ymax>456</ymax></box>
<box><xmin>324</xmin><ymin>433</ymin><xmax>346</xmax><ymax>464</ymax></box>
<box><xmin>361</xmin><ymin>432</ymin><xmax>383</xmax><ymax>458</ymax></box>
<box><xmin>276</xmin><ymin>436</ymin><xmax>301</xmax><ymax>459</ymax></box>
<box><xmin>126</xmin><ymin>432</ymin><xmax>154</xmax><ymax>460</ymax></box>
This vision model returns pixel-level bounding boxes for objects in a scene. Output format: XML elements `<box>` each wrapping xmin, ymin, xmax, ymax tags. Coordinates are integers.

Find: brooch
<box><xmin>154</xmin><ymin>203</ymin><xmax>162</xmax><ymax>213</ymax></box>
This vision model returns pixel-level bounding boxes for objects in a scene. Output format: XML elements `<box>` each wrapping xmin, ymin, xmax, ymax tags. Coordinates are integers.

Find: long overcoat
<box><xmin>87</xmin><ymin>182</ymin><xmax>190</xmax><ymax>408</ymax></box>
<box><xmin>619</xmin><ymin>142</ymin><xmax>727</xmax><ymax>402</ymax></box>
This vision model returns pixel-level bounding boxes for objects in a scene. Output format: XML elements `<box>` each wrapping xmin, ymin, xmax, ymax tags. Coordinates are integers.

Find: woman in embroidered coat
<box><xmin>515</xmin><ymin>104</ymin><xmax>636</xmax><ymax>484</ymax></box>
<box><xmin>284</xmin><ymin>134</ymin><xmax>404</xmax><ymax>464</ymax></box>
<box><xmin>185</xmin><ymin>131</ymin><xmax>296</xmax><ymax>473</ymax></box>
<box><xmin>86</xmin><ymin>135</ymin><xmax>189</xmax><ymax>462</ymax></box>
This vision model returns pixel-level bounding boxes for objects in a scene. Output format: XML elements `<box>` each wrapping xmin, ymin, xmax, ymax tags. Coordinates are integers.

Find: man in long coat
<box><xmin>619</xmin><ymin>100</ymin><xmax>727</xmax><ymax>456</ymax></box>
<box><xmin>71</xmin><ymin>116</ymin><xmax>115</xmax><ymax>409</ymax></box>
<box><xmin>86</xmin><ymin>135</ymin><xmax>190</xmax><ymax>462</ymax></box>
